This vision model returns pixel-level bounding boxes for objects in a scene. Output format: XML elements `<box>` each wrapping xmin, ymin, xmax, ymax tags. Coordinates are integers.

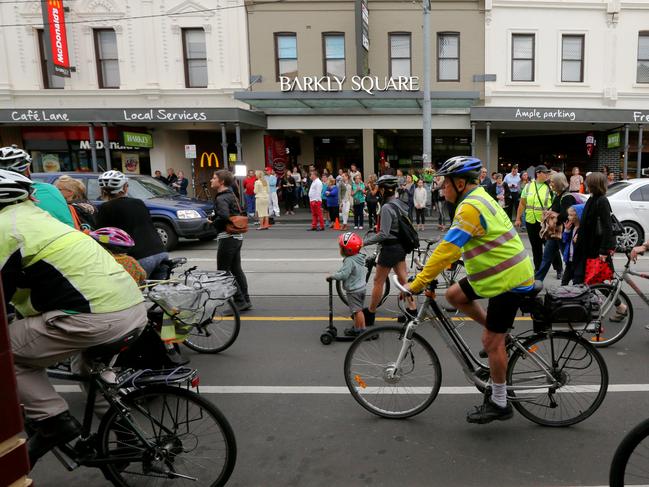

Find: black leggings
<box><xmin>216</xmin><ymin>237</ymin><xmax>249</xmax><ymax>305</ymax></box>
<box><xmin>328</xmin><ymin>205</ymin><xmax>340</xmax><ymax>224</ymax></box>
<box><xmin>415</xmin><ymin>208</ymin><xmax>425</xmax><ymax>224</ymax></box>
<box><xmin>367</xmin><ymin>201</ymin><xmax>378</xmax><ymax>229</ymax></box>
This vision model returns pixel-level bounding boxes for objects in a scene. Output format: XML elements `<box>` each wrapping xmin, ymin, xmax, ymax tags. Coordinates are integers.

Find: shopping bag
<box><xmin>584</xmin><ymin>258</ymin><xmax>613</xmax><ymax>285</ymax></box>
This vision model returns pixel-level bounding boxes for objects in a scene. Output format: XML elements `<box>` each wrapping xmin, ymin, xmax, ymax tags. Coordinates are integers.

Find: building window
<box><xmin>561</xmin><ymin>35</ymin><xmax>584</xmax><ymax>82</ymax></box>
<box><xmin>638</xmin><ymin>32</ymin><xmax>649</xmax><ymax>83</ymax></box>
<box><xmin>93</xmin><ymin>29</ymin><xmax>120</xmax><ymax>89</ymax></box>
<box><xmin>437</xmin><ymin>33</ymin><xmax>459</xmax><ymax>81</ymax></box>
<box><xmin>37</xmin><ymin>29</ymin><xmax>64</xmax><ymax>89</ymax></box>
<box><xmin>182</xmin><ymin>28</ymin><xmax>208</xmax><ymax>88</ymax></box>
<box><xmin>389</xmin><ymin>33</ymin><xmax>411</xmax><ymax>77</ymax></box>
<box><xmin>323</xmin><ymin>33</ymin><xmax>345</xmax><ymax>78</ymax></box>
<box><xmin>511</xmin><ymin>34</ymin><xmax>535</xmax><ymax>82</ymax></box>
<box><xmin>275</xmin><ymin>33</ymin><xmax>297</xmax><ymax>80</ymax></box>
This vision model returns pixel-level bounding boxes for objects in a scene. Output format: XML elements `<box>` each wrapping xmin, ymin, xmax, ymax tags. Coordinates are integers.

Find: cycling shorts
<box><xmin>458</xmin><ymin>277</ymin><xmax>522</xmax><ymax>334</ymax></box>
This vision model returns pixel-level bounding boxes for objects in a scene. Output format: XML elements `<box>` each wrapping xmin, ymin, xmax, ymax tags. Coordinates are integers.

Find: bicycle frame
<box><xmin>390</xmin><ymin>284</ymin><xmax>562</xmax><ymax>397</ymax></box>
<box><xmin>598</xmin><ymin>254</ymin><xmax>649</xmax><ymax>316</ymax></box>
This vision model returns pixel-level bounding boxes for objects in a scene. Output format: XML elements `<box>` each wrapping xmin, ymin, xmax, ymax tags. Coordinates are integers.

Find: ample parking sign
<box><xmin>184</xmin><ymin>144</ymin><xmax>197</xmax><ymax>159</ymax></box>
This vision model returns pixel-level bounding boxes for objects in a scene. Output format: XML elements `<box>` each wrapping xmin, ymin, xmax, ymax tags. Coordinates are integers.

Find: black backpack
<box><xmin>387</xmin><ymin>201</ymin><xmax>420</xmax><ymax>253</ymax></box>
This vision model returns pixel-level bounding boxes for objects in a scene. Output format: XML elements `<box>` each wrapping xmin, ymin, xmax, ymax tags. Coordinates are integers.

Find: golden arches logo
<box><xmin>48</xmin><ymin>0</ymin><xmax>62</xmax><ymax>9</ymax></box>
<box><xmin>199</xmin><ymin>152</ymin><xmax>220</xmax><ymax>168</ymax></box>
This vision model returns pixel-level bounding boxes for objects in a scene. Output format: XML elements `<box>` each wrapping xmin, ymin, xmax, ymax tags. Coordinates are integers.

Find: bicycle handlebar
<box><xmin>392</xmin><ymin>275</ymin><xmax>412</xmax><ymax>296</ymax></box>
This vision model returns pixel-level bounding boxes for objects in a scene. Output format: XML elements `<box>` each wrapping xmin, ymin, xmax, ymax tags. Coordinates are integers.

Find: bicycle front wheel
<box><xmin>588</xmin><ymin>284</ymin><xmax>634</xmax><ymax>347</ymax></box>
<box><xmin>344</xmin><ymin>326</ymin><xmax>442</xmax><ymax>419</ymax></box>
<box><xmin>98</xmin><ymin>385</ymin><xmax>237</xmax><ymax>487</ymax></box>
<box><xmin>610</xmin><ymin>418</ymin><xmax>649</xmax><ymax>487</ymax></box>
<box><xmin>507</xmin><ymin>332</ymin><xmax>608</xmax><ymax>427</ymax></box>
<box><xmin>183</xmin><ymin>298</ymin><xmax>241</xmax><ymax>353</ymax></box>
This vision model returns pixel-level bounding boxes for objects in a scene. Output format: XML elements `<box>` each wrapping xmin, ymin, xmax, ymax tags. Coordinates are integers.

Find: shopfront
<box><xmin>471</xmin><ymin>107</ymin><xmax>649</xmax><ymax>178</ymax></box>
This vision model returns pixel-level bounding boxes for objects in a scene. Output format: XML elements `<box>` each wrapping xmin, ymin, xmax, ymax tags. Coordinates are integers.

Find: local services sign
<box><xmin>41</xmin><ymin>0</ymin><xmax>71</xmax><ymax>77</ymax></box>
<box><xmin>279</xmin><ymin>76</ymin><xmax>420</xmax><ymax>95</ymax></box>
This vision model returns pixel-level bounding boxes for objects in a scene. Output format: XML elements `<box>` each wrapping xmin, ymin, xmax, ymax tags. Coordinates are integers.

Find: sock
<box><xmin>490</xmin><ymin>382</ymin><xmax>507</xmax><ymax>408</ymax></box>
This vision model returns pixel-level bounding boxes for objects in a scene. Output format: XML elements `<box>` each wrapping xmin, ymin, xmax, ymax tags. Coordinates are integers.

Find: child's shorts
<box><xmin>346</xmin><ymin>289</ymin><xmax>366</xmax><ymax>314</ymax></box>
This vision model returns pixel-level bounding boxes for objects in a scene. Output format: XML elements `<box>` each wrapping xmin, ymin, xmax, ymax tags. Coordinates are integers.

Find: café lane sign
<box><xmin>279</xmin><ymin>75</ymin><xmax>420</xmax><ymax>95</ymax></box>
<box><xmin>471</xmin><ymin>107</ymin><xmax>649</xmax><ymax>124</ymax></box>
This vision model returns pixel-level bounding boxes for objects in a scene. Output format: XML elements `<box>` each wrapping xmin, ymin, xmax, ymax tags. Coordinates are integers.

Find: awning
<box><xmin>234</xmin><ymin>90</ymin><xmax>480</xmax><ymax>114</ymax></box>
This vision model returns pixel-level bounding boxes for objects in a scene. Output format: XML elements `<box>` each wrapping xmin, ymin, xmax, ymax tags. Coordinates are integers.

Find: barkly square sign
<box><xmin>279</xmin><ymin>75</ymin><xmax>420</xmax><ymax>95</ymax></box>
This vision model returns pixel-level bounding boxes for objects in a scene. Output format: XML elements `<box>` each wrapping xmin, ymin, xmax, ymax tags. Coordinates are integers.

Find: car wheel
<box><xmin>154</xmin><ymin>221</ymin><xmax>179</xmax><ymax>251</ymax></box>
<box><xmin>617</xmin><ymin>222</ymin><xmax>643</xmax><ymax>249</ymax></box>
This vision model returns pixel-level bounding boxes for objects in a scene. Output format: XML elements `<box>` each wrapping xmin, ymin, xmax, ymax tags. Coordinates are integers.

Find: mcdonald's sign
<box><xmin>199</xmin><ymin>152</ymin><xmax>220</xmax><ymax>168</ymax></box>
<box><xmin>41</xmin><ymin>0</ymin><xmax>71</xmax><ymax>77</ymax></box>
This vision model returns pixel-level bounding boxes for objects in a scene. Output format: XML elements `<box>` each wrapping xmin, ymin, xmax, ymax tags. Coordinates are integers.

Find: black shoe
<box><xmin>316</xmin><ymin>228</ymin><xmax>325</xmax><ymax>231</ymax></box>
<box><xmin>363</xmin><ymin>308</ymin><xmax>376</xmax><ymax>327</ymax></box>
<box><xmin>397</xmin><ymin>309</ymin><xmax>417</xmax><ymax>323</ymax></box>
<box><xmin>466</xmin><ymin>399</ymin><xmax>514</xmax><ymax>424</ymax></box>
<box><xmin>344</xmin><ymin>327</ymin><xmax>362</xmax><ymax>337</ymax></box>
<box><xmin>165</xmin><ymin>346</ymin><xmax>190</xmax><ymax>367</ymax></box>
<box><xmin>237</xmin><ymin>301</ymin><xmax>252</xmax><ymax>311</ymax></box>
<box><xmin>28</xmin><ymin>411</ymin><xmax>82</xmax><ymax>467</ymax></box>
<box><xmin>307</xmin><ymin>228</ymin><xmax>317</xmax><ymax>231</ymax></box>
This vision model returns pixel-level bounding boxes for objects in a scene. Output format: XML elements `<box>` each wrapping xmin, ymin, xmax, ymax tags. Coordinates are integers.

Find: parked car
<box><xmin>605</xmin><ymin>180</ymin><xmax>649</xmax><ymax>248</ymax></box>
<box><xmin>32</xmin><ymin>172</ymin><xmax>216</xmax><ymax>250</ymax></box>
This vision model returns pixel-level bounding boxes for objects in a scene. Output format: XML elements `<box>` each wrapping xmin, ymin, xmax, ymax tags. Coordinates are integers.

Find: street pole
<box><xmin>102</xmin><ymin>124</ymin><xmax>111</xmax><ymax>170</ymax></box>
<box><xmin>422</xmin><ymin>0</ymin><xmax>432</xmax><ymax>169</ymax></box>
<box><xmin>638</xmin><ymin>125</ymin><xmax>644</xmax><ymax>178</ymax></box>
<box><xmin>88</xmin><ymin>124</ymin><xmax>98</xmax><ymax>172</ymax></box>
<box><xmin>623</xmin><ymin>124</ymin><xmax>629</xmax><ymax>179</ymax></box>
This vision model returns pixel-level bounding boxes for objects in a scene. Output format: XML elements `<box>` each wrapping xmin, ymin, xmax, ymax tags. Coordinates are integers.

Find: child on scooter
<box><xmin>326</xmin><ymin>232</ymin><xmax>367</xmax><ymax>336</ymax></box>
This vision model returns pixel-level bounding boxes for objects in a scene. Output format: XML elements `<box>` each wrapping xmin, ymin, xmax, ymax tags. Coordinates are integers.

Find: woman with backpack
<box><xmin>362</xmin><ymin>175</ymin><xmax>417</xmax><ymax>326</ymax></box>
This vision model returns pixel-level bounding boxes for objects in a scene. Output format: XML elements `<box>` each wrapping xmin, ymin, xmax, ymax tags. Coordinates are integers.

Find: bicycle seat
<box><xmin>86</xmin><ymin>328</ymin><xmax>143</xmax><ymax>362</ymax></box>
<box><xmin>420</xmin><ymin>237</ymin><xmax>441</xmax><ymax>245</ymax></box>
<box><xmin>520</xmin><ymin>280</ymin><xmax>544</xmax><ymax>297</ymax></box>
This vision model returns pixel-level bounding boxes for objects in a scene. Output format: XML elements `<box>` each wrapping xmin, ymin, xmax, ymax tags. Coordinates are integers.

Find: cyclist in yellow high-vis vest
<box><xmin>405</xmin><ymin>156</ymin><xmax>534</xmax><ymax>424</ymax></box>
<box><xmin>515</xmin><ymin>165</ymin><xmax>552</xmax><ymax>271</ymax></box>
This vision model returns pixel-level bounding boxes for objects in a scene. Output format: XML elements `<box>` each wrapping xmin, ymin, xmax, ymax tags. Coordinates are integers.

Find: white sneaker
<box><xmin>359</xmin><ymin>226</ymin><xmax>363</xmax><ymax>230</ymax></box>
<box><xmin>354</xmin><ymin>226</ymin><xmax>358</xmax><ymax>229</ymax></box>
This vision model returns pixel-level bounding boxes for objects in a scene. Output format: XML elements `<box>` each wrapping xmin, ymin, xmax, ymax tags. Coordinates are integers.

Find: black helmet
<box><xmin>377</xmin><ymin>175</ymin><xmax>399</xmax><ymax>189</ymax></box>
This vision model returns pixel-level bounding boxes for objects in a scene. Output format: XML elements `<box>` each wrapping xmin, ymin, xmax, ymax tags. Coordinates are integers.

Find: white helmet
<box><xmin>0</xmin><ymin>145</ymin><xmax>32</xmax><ymax>173</ymax></box>
<box><xmin>0</xmin><ymin>168</ymin><xmax>33</xmax><ymax>204</ymax></box>
<box><xmin>98</xmin><ymin>170</ymin><xmax>128</xmax><ymax>195</ymax></box>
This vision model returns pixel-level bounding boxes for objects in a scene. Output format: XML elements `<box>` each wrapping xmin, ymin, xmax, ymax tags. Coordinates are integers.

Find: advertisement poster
<box><xmin>121</xmin><ymin>153</ymin><xmax>140</xmax><ymax>174</ymax></box>
<box><xmin>263</xmin><ymin>135</ymin><xmax>287</xmax><ymax>177</ymax></box>
<box><xmin>41</xmin><ymin>153</ymin><xmax>60</xmax><ymax>172</ymax></box>
<box><xmin>41</xmin><ymin>0</ymin><xmax>71</xmax><ymax>77</ymax></box>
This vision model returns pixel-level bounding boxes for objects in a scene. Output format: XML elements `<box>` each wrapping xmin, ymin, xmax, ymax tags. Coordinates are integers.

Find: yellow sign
<box><xmin>199</xmin><ymin>152</ymin><xmax>220</xmax><ymax>168</ymax></box>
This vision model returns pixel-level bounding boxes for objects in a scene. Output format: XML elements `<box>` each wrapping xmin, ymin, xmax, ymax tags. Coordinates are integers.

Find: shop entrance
<box><xmin>313</xmin><ymin>133</ymin><xmax>362</xmax><ymax>174</ymax></box>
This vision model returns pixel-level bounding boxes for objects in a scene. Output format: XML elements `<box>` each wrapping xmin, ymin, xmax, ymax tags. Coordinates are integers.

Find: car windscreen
<box><xmin>606</xmin><ymin>182</ymin><xmax>631</xmax><ymax>197</ymax></box>
<box><xmin>127</xmin><ymin>177</ymin><xmax>177</xmax><ymax>199</ymax></box>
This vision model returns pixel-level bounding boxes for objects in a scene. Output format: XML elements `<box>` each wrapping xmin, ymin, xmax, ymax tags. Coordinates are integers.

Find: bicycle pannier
<box><xmin>542</xmin><ymin>285</ymin><xmax>600</xmax><ymax>324</ymax></box>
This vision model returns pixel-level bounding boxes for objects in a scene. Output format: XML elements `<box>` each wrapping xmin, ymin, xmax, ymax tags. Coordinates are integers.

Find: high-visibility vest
<box><xmin>523</xmin><ymin>181</ymin><xmax>552</xmax><ymax>224</ymax></box>
<box><xmin>460</xmin><ymin>187</ymin><xmax>534</xmax><ymax>298</ymax></box>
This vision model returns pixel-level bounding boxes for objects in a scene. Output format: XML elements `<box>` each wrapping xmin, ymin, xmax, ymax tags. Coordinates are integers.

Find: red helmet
<box><xmin>338</xmin><ymin>232</ymin><xmax>363</xmax><ymax>256</ymax></box>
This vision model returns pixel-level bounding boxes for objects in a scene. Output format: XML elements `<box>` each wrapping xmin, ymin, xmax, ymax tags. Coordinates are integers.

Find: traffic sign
<box><xmin>184</xmin><ymin>144</ymin><xmax>197</xmax><ymax>159</ymax></box>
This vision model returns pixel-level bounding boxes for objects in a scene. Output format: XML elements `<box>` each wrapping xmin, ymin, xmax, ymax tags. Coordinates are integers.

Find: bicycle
<box><xmin>45</xmin><ymin>329</ymin><xmax>236</xmax><ymax>486</ymax></box>
<box><xmin>582</xmin><ymin>248</ymin><xmax>645</xmax><ymax>347</ymax></box>
<box><xmin>409</xmin><ymin>236</ymin><xmax>467</xmax><ymax>289</ymax></box>
<box><xmin>148</xmin><ymin>258</ymin><xmax>241</xmax><ymax>354</ymax></box>
<box><xmin>610</xmin><ymin>416</ymin><xmax>649</xmax><ymax>486</ymax></box>
<box><xmin>344</xmin><ymin>275</ymin><xmax>609</xmax><ymax>426</ymax></box>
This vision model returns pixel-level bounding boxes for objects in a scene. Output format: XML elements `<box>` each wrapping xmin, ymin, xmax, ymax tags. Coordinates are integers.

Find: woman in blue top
<box><xmin>171</xmin><ymin>170</ymin><xmax>189</xmax><ymax>195</ymax></box>
<box><xmin>325</xmin><ymin>176</ymin><xmax>339</xmax><ymax>228</ymax></box>
<box><xmin>352</xmin><ymin>173</ymin><xmax>366</xmax><ymax>229</ymax></box>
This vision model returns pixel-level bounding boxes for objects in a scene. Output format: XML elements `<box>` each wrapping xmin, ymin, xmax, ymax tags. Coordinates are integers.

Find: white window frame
<box><xmin>506</xmin><ymin>30</ymin><xmax>539</xmax><ymax>86</ymax></box>
<box><xmin>556</xmin><ymin>30</ymin><xmax>589</xmax><ymax>86</ymax></box>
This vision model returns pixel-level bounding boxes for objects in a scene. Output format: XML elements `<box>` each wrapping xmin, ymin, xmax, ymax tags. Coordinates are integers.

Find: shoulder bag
<box><xmin>225</xmin><ymin>195</ymin><xmax>248</xmax><ymax>235</ymax></box>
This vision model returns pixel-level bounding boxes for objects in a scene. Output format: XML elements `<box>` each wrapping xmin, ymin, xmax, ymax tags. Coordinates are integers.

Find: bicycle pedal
<box><xmin>51</xmin><ymin>444</ymin><xmax>80</xmax><ymax>471</ymax></box>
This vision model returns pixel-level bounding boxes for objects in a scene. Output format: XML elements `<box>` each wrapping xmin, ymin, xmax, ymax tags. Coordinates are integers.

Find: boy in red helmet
<box><xmin>326</xmin><ymin>232</ymin><xmax>367</xmax><ymax>336</ymax></box>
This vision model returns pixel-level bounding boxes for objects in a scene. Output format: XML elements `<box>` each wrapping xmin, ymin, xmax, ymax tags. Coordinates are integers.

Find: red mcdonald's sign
<box><xmin>41</xmin><ymin>0</ymin><xmax>71</xmax><ymax>77</ymax></box>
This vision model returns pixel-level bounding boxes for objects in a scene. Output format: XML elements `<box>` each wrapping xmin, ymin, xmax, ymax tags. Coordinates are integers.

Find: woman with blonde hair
<box><xmin>254</xmin><ymin>170</ymin><xmax>270</xmax><ymax>230</ymax></box>
<box><xmin>54</xmin><ymin>175</ymin><xmax>97</xmax><ymax>231</ymax></box>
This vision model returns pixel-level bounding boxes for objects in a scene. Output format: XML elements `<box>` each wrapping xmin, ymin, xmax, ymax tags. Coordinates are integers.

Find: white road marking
<box><xmin>188</xmin><ymin>257</ymin><xmax>341</xmax><ymax>262</ymax></box>
<box><xmin>54</xmin><ymin>383</ymin><xmax>649</xmax><ymax>394</ymax></box>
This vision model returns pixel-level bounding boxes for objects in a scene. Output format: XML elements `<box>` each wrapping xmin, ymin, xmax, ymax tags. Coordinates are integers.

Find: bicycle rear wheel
<box><xmin>183</xmin><ymin>298</ymin><xmax>241</xmax><ymax>353</ymax></box>
<box><xmin>587</xmin><ymin>284</ymin><xmax>634</xmax><ymax>347</ymax></box>
<box><xmin>507</xmin><ymin>332</ymin><xmax>608</xmax><ymax>427</ymax></box>
<box><xmin>610</xmin><ymin>418</ymin><xmax>649</xmax><ymax>487</ymax></box>
<box><xmin>439</xmin><ymin>260</ymin><xmax>466</xmax><ymax>289</ymax></box>
<box><xmin>98</xmin><ymin>385</ymin><xmax>236</xmax><ymax>487</ymax></box>
<box><xmin>336</xmin><ymin>270</ymin><xmax>390</xmax><ymax>308</ymax></box>
<box><xmin>344</xmin><ymin>325</ymin><xmax>442</xmax><ymax>419</ymax></box>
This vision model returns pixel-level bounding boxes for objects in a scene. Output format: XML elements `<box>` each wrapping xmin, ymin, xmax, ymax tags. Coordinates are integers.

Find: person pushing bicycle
<box><xmin>402</xmin><ymin>156</ymin><xmax>535</xmax><ymax>424</ymax></box>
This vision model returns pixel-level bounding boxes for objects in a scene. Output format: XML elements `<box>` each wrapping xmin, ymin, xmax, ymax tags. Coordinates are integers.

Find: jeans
<box><xmin>217</xmin><ymin>237</ymin><xmax>250</xmax><ymax>305</ymax></box>
<box><xmin>535</xmin><ymin>239</ymin><xmax>563</xmax><ymax>281</ymax></box>
<box><xmin>245</xmin><ymin>194</ymin><xmax>256</xmax><ymax>217</ymax></box>
<box><xmin>138</xmin><ymin>252</ymin><xmax>169</xmax><ymax>280</ymax></box>
<box><xmin>415</xmin><ymin>208</ymin><xmax>425</xmax><ymax>224</ymax></box>
<box><xmin>510</xmin><ymin>192</ymin><xmax>520</xmax><ymax>220</ymax></box>
<box><xmin>353</xmin><ymin>203</ymin><xmax>365</xmax><ymax>228</ymax></box>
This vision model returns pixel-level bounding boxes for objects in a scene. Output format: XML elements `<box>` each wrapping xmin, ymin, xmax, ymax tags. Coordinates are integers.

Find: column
<box><xmin>471</xmin><ymin>122</ymin><xmax>476</xmax><ymax>157</ymax></box>
<box><xmin>362</xmin><ymin>129</ymin><xmax>374</xmax><ymax>177</ymax></box>
<box><xmin>235</xmin><ymin>123</ymin><xmax>242</xmax><ymax>170</ymax></box>
<box><xmin>485</xmin><ymin>122</ymin><xmax>492</xmax><ymax>173</ymax></box>
<box><xmin>623</xmin><ymin>124</ymin><xmax>630</xmax><ymax>178</ymax></box>
<box><xmin>638</xmin><ymin>125</ymin><xmax>644</xmax><ymax>178</ymax></box>
<box><xmin>102</xmin><ymin>125</ymin><xmax>111</xmax><ymax>170</ymax></box>
<box><xmin>88</xmin><ymin>124</ymin><xmax>98</xmax><ymax>172</ymax></box>
<box><xmin>221</xmin><ymin>123</ymin><xmax>228</xmax><ymax>170</ymax></box>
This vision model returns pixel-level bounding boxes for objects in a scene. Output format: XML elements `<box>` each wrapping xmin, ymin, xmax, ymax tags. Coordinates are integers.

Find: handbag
<box><xmin>584</xmin><ymin>257</ymin><xmax>613</xmax><ymax>285</ymax></box>
<box><xmin>225</xmin><ymin>196</ymin><xmax>248</xmax><ymax>235</ymax></box>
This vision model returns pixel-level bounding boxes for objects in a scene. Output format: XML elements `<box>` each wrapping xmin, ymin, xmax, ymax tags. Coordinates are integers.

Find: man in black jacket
<box><xmin>209</xmin><ymin>169</ymin><xmax>251</xmax><ymax>311</ymax></box>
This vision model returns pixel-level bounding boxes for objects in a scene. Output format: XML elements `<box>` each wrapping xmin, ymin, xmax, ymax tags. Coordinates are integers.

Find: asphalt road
<box><xmin>31</xmin><ymin>223</ymin><xmax>649</xmax><ymax>487</ymax></box>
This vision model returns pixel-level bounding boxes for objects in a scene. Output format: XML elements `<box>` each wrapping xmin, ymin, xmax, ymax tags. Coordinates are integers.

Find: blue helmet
<box><xmin>435</xmin><ymin>156</ymin><xmax>483</xmax><ymax>180</ymax></box>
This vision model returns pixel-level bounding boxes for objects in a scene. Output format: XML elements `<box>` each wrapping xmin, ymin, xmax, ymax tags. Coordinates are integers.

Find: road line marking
<box><xmin>188</xmin><ymin>258</ymin><xmax>341</xmax><ymax>262</ymax></box>
<box><xmin>234</xmin><ymin>316</ymin><xmax>533</xmax><ymax>321</ymax></box>
<box><xmin>53</xmin><ymin>384</ymin><xmax>649</xmax><ymax>395</ymax></box>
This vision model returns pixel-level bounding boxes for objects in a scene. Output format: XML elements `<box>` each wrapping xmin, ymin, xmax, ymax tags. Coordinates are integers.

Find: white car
<box><xmin>606</xmin><ymin>180</ymin><xmax>649</xmax><ymax>248</ymax></box>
